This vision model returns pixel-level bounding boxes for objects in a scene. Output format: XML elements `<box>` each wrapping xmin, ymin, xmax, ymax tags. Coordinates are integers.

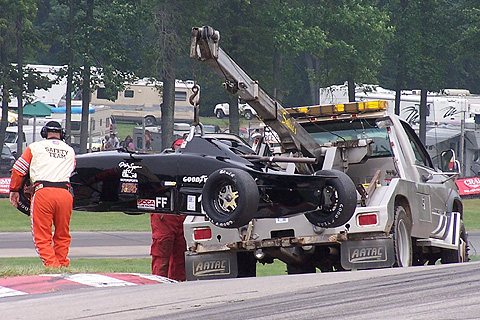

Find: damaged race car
<box><xmin>68</xmin><ymin>128</ymin><xmax>357</xmax><ymax>229</ymax></box>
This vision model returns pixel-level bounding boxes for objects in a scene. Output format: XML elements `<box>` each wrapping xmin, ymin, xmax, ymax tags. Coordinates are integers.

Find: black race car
<box><xmin>70</xmin><ymin>131</ymin><xmax>357</xmax><ymax>229</ymax></box>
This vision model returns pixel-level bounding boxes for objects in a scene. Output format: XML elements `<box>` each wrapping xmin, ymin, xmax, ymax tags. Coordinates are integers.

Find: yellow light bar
<box><xmin>286</xmin><ymin>100</ymin><xmax>388</xmax><ymax>117</ymax></box>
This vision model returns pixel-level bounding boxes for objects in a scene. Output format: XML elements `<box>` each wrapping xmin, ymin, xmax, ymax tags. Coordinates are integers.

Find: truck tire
<box><xmin>441</xmin><ymin>222</ymin><xmax>469</xmax><ymax>264</ymax></box>
<box><xmin>392</xmin><ymin>205</ymin><xmax>412</xmax><ymax>267</ymax></box>
<box><xmin>216</xmin><ymin>109</ymin><xmax>225</xmax><ymax>119</ymax></box>
<box><xmin>237</xmin><ymin>252</ymin><xmax>257</xmax><ymax>277</ymax></box>
<box><xmin>244</xmin><ymin>110</ymin><xmax>253</xmax><ymax>120</ymax></box>
<box><xmin>286</xmin><ymin>262</ymin><xmax>316</xmax><ymax>275</ymax></box>
<box><xmin>144</xmin><ymin>115</ymin><xmax>156</xmax><ymax>126</ymax></box>
<box><xmin>202</xmin><ymin>168</ymin><xmax>259</xmax><ymax>228</ymax></box>
<box><xmin>305</xmin><ymin>169</ymin><xmax>356</xmax><ymax>228</ymax></box>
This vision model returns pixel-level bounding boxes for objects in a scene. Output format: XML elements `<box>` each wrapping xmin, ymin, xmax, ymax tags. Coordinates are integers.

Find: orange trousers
<box><xmin>31</xmin><ymin>187</ymin><xmax>73</xmax><ymax>268</ymax></box>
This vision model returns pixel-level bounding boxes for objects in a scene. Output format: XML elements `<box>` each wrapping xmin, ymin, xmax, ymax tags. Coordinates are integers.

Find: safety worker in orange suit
<box><xmin>9</xmin><ymin>121</ymin><xmax>76</xmax><ymax>268</ymax></box>
<box><xmin>150</xmin><ymin>138</ymin><xmax>186</xmax><ymax>281</ymax></box>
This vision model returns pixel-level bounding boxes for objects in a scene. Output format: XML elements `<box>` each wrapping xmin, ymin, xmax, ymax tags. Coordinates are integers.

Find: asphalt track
<box><xmin>2</xmin><ymin>262</ymin><xmax>480</xmax><ymax>319</ymax></box>
<box><xmin>0</xmin><ymin>231</ymin><xmax>152</xmax><ymax>259</ymax></box>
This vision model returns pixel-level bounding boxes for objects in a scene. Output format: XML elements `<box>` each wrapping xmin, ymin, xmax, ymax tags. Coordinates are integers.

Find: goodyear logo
<box><xmin>193</xmin><ymin>259</ymin><xmax>231</xmax><ymax>277</ymax></box>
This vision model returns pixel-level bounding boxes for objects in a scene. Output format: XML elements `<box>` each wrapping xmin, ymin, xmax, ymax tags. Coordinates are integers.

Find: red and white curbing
<box><xmin>0</xmin><ymin>273</ymin><xmax>176</xmax><ymax>298</ymax></box>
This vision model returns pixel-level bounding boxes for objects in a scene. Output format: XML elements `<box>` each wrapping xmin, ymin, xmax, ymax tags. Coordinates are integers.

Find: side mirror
<box><xmin>440</xmin><ymin>149</ymin><xmax>460</xmax><ymax>173</ymax></box>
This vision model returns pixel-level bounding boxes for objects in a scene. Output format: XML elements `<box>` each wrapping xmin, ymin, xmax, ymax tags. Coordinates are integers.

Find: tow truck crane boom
<box><xmin>190</xmin><ymin>26</ymin><xmax>322</xmax><ymax>161</ymax></box>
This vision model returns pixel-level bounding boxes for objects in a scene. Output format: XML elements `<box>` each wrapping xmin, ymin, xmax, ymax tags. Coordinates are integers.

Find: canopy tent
<box><xmin>1</xmin><ymin>111</ymin><xmax>18</xmax><ymax>124</ymax></box>
<box><xmin>23</xmin><ymin>101</ymin><xmax>52</xmax><ymax>117</ymax></box>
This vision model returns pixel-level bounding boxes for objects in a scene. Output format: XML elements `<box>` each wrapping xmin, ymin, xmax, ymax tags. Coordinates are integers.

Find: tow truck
<box><xmin>184</xmin><ymin>26</ymin><xmax>468</xmax><ymax>280</ymax></box>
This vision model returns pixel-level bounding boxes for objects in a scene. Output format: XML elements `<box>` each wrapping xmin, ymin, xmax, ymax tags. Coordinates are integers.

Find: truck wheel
<box><xmin>202</xmin><ymin>168</ymin><xmax>259</xmax><ymax>228</ymax></box>
<box><xmin>144</xmin><ymin>115</ymin><xmax>156</xmax><ymax>126</ymax></box>
<box><xmin>393</xmin><ymin>206</ymin><xmax>412</xmax><ymax>267</ymax></box>
<box><xmin>286</xmin><ymin>262</ymin><xmax>316</xmax><ymax>275</ymax></box>
<box><xmin>244</xmin><ymin>110</ymin><xmax>253</xmax><ymax>120</ymax></box>
<box><xmin>305</xmin><ymin>169</ymin><xmax>356</xmax><ymax>228</ymax></box>
<box><xmin>237</xmin><ymin>252</ymin><xmax>257</xmax><ymax>277</ymax></box>
<box><xmin>216</xmin><ymin>109</ymin><xmax>225</xmax><ymax>119</ymax></box>
<box><xmin>441</xmin><ymin>222</ymin><xmax>469</xmax><ymax>264</ymax></box>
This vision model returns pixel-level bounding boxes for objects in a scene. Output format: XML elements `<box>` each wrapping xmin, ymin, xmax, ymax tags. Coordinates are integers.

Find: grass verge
<box><xmin>0</xmin><ymin>257</ymin><xmax>287</xmax><ymax>278</ymax></box>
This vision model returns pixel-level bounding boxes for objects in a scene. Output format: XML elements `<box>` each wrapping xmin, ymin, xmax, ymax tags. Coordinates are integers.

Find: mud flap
<box><xmin>185</xmin><ymin>251</ymin><xmax>238</xmax><ymax>280</ymax></box>
<box><xmin>341</xmin><ymin>238</ymin><xmax>395</xmax><ymax>270</ymax></box>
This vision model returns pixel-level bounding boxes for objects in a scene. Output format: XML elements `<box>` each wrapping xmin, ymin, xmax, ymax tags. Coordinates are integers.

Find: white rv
<box><xmin>319</xmin><ymin>83</ymin><xmax>480</xmax><ymax>126</ymax></box>
<box><xmin>23</xmin><ymin>105</ymin><xmax>114</xmax><ymax>149</ymax></box>
<box><xmin>8</xmin><ymin>64</ymin><xmax>67</xmax><ymax>108</ymax></box>
<box><xmin>58</xmin><ymin>79</ymin><xmax>199</xmax><ymax>125</ymax></box>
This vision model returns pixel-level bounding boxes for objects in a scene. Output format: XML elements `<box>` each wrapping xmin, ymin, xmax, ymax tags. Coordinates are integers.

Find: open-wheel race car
<box><xmin>69</xmin><ymin>127</ymin><xmax>357</xmax><ymax>229</ymax></box>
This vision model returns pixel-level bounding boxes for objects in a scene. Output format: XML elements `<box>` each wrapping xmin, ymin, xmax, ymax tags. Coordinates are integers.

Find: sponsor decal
<box><xmin>348</xmin><ymin>246</ymin><xmax>387</xmax><ymax>263</ymax></box>
<box><xmin>219</xmin><ymin>169</ymin><xmax>235</xmax><ymax>177</ymax></box>
<box><xmin>187</xmin><ymin>195</ymin><xmax>196</xmax><ymax>211</ymax></box>
<box><xmin>182</xmin><ymin>175</ymin><xmax>208</xmax><ymax>184</ymax></box>
<box><xmin>120</xmin><ymin>182</ymin><xmax>138</xmax><ymax>194</ymax></box>
<box><xmin>193</xmin><ymin>259</ymin><xmax>231</xmax><ymax>277</ymax></box>
<box><xmin>456</xmin><ymin>178</ymin><xmax>480</xmax><ymax>196</ymax></box>
<box><xmin>156</xmin><ymin>196</ymin><xmax>170</xmax><ymax>209</ymax></box>
<box><xmin>276</xmin><ymin>218</ymin><xmax>289</xmax><ymax>223</ymax></box>
<box><xmin>137</xmin><ymin>199</ymin><xmax>155</xmax><ymax>210</ymax></box>
<box><xmin>119</xmin><ymin>161</ymin><xmax>142</xmax><ymax>183</ymax></box>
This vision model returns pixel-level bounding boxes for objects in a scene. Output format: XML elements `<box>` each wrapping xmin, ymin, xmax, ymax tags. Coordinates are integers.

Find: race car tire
<box><xmin>17</xmin><ymin>174</ymin><xmax>32</xmax><ymax>216</ymax></box>
<box><xmin>244</xmin><ymin>110</ymin><xmax>253</xmax><ymax>120</ymax></box>
<box><xmin>202</xmin><ymin>168</ymin><xmax>259</xmax><ymax>228</ymax></box>
<box><xmin>305</xmin><ymin>169</ymin><xmax>356</xmax><ymax>228</ymax></box>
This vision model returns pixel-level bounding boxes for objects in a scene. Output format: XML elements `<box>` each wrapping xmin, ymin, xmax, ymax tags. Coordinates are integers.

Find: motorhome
<box><xmin>23</xmin><ymin>105</ymin><xmax>114</xmax><ymax>150</ymax></box>
<box><xmin>319</xmin><ymin>83</ymin><xmax>480</xmax><ymax>126</ymax></box>
<box><xmin>8</xmin><ymin>64</ymin><xmax>67</xmax><ymax>108</ymax></box>
<box><xmin>58</xmin><ymin>79</ymin><xmax>199</xmax><ymax>125</ymax></box>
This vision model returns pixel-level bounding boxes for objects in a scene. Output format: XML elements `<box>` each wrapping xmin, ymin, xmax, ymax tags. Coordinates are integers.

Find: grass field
<box><xmin>2</xmin><ymin>198</ymin><xmax>480</xmax><ymax>232</ymax></box>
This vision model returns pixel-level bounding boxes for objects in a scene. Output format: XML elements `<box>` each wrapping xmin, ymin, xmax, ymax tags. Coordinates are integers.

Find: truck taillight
<box><xmin>193</xmin><ymin>228</ymin><xmax>212</xmax><ymax>240</ymax></box>
<box><xmin>358</xmin><ymin>213</ymin><xmax>378</xmax><ymax>226</ymax></box>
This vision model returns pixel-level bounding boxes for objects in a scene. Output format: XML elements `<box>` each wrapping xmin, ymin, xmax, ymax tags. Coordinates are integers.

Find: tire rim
<box><xmin>397</xmin><ymin>219</ymin><xmax>411</xmax><ymax>267</ymax></box>
<box><xmin>321</xmin><ymin>185</ymin><xmax>339</xmax><ymax>212</ymax></box>
<box><xmin>214</xmin><ymin>183</ymin><xmax>239</xmax><ymax>214</ymax></box>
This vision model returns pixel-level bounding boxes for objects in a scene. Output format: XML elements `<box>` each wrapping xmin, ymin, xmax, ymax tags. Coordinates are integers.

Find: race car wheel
<box><xmin>392</xmin><ymin>205</ymin><xmax>412</xmax><ymax>267</ymax></box>
<box><xmin>244</xmin><ymin>110</ymin><xmax>253</xmax><ymax>120</ymax></box>
<box><xmin>216</xmin><ymin>109</ymin><xmax>225</xmax><ymax>119</ymax></box>
<box><xmin>202</xmin><ymin>168</ymin><xmax>259</xmax><ymax>228</ymax></box>
<box><xmin>17</xmin><ymin>175</ymin><xmax>32</xmax><ymax>216</ymax></box>
<box><xmin>441</xmin><ymin>222</ymin><xmax>469</xmax><ymax>264</ymax></box>
<box><xmin>305</xmin><ymin>169</ymin><xmax>356</xmax><ymax>228</ymax></box>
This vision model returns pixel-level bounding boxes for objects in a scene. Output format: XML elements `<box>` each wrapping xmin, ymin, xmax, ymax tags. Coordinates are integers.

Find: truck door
<box><xmin>400</xmin><ymin>121</ymin><xmax>450</xmax><ymax>238</ymax></box>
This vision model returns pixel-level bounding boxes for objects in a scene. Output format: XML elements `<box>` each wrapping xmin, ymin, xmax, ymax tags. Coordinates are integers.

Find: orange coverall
<box><xmin>150</xmin><ymin>214</ymin><xmax>187</xmax><ymax>281</ymax></box>
<box><xmin>10</xmin><ymin>138</ymin><xmax>76</xmax><ymax>268</ymax></box>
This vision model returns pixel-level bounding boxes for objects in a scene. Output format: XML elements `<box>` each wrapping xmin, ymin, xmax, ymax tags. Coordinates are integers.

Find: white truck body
<box><xmin>184</xmin><ymin>105</ymin><xmax>466</xmax><ymax>279</ymax></box>
<box><xmin>184</xmin><ymin>26</ymin><xmax>466</xmax><ymax>281</ymax></box>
